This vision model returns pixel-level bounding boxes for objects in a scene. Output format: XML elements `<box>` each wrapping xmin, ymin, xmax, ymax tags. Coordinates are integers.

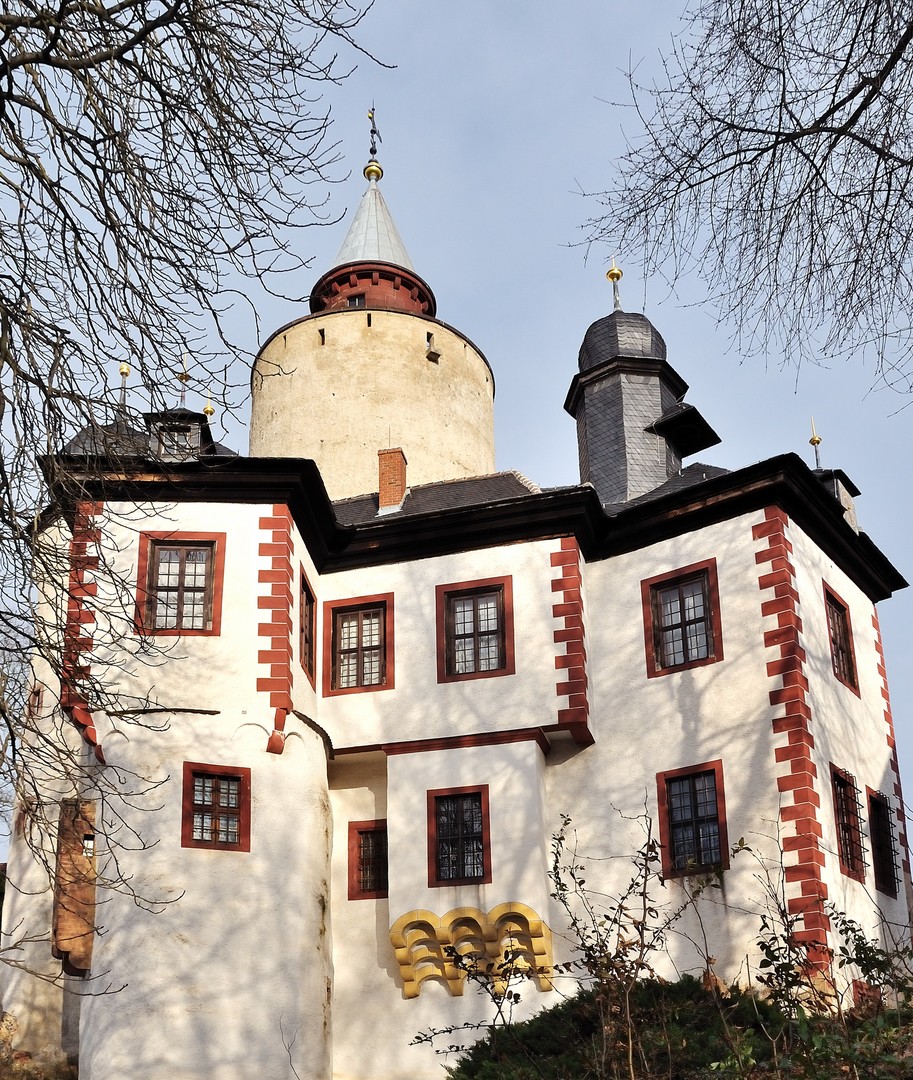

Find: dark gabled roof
<box><xmin>49</xmin><ymin>451</ymin><xmax>907</xmax><ymax>602</ymax></box>
<box><xmin>333</xmin><ymin>471</ymin><xmax>539</xmax><ymax>525</ymax></box>
<box><xmin>604</xmin><ymin>463</ymin><xmax>731</xmax><ymax>513</ymax></box>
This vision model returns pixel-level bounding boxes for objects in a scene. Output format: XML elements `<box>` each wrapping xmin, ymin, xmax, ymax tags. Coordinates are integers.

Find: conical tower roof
<box><xmin>332</xmin><ymin>170</ymin><xmax>414</xmax><ymax>271</ymax></box>
<box><xmin>309</xmin><ymin>155</ymin><xmax>436</xmax><ymax>317</ymax></box>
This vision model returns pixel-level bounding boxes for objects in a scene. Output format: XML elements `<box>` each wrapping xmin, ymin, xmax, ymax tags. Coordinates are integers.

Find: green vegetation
<box><xmin>446</xmin><ymin>976</ymin><xmax>913</xmax><ymax>1079</ymax></box>
<box><xmin>422</xmin><ymin>820</ymin><xmax>913</xmax><ymax>1080</ymax></box>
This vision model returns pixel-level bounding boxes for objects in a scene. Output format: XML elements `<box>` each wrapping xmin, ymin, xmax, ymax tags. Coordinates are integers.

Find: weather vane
<box><xmin>368</xmin><ymin>104</ymin><xmax>382</xmax><ymax>159</ymax></box>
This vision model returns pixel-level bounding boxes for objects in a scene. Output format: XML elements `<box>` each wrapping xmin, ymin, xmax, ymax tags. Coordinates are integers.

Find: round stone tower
<box><xmin>249</xmin><ymin>155</ymin><xmax>496</xmax><ymax>500</ymax></box>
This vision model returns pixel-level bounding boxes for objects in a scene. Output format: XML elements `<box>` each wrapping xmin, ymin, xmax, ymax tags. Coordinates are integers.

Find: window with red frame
<box><xmin>825</xmin><ymin>586</ymin><xmax>858</xmax><ymax>691</ymax></box>
<box><xmin>868</xmin><ymin>789</ymin><xmax>899</xmax><ymax>897</ymax></box>
<box><xmin>300</xmin><ymin>570</ymin><xmax>316</xmax><ymax>681</ymax></box>
<box><xmin>181</xmin><ymin>762</ymin><xmax>251</xmax><ymax>851</ymax></box>
<box><xmin>435</xmin><ymin>577</ymin><xmax>515</xmax><ymax>683</ymax></box>
<box><xmin>641</xmin><ymin>561</ymin><xmax>723</xmax><ymax>678</ymax></box>
<box><xmin>334</xmin><ymin>604</ymin><xmax>385</xmax><ymax>689</ymax></box>
<box><xmin>148</xmin><ymin>542</ymin><xmax>214</xmax><ymax>631</ymax></box>
<box><xmin>427</xmin><ymin>786</ymin><xmax>492</xmax><ymax>886</ymax></box>
<box><xmin>348</xmin><ymin>820</ymin><xmax>388</xmax><ymax>899</ymax></box>
<box><xmin>831</xmin><ymin>764</ymin><xmax>865</xmax><ymax>880</ymax></box>
<box><xmin>322</xmin><ymin>594</ymin><xmax>394</xmax><ymax>696</ymax></box>
<box><xmin>656</xmin><ymin>761</ymin><xmax>729</xmax><ymax>877</ymax></box>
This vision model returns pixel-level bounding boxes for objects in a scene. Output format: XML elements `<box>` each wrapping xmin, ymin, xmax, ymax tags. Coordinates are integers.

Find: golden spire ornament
<box><xmin>809</xmin><ymin>416</ymin><xmax>822</xmax><ymax>469</ymax></box>
<box><xmin>118</xmin><ymin>362</ymin><xmax>130</xmax><ymax>412</ymax></box>
<box><xmin>606</xmin><ymin>257</ymin><xmax>623</xmax><ymax>312</ymax></box>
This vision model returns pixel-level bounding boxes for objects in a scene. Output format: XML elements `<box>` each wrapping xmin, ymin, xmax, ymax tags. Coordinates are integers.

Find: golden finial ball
<box><xmin>364</xmin><ymin>160</ymin><xmax>383</xmax><ymax>182</ymax></box>
<box><xmin>809</xmin><ymin>434</ymin><xmax>822</xmax><ymax>447</ymax></box>
<box><xmin>606</xmin><ymin>266</ymin><xmax>623</xmax><ymax>284</ymax></box>
<box><xmin>203</xmin><ymin>402</ymin><xmax>215</xmax><ymax>418</ymax></box>
<box><xmin>118</xmin><ymin>362</ymin><xmax>131</xmax><ymax>378</ymax></box>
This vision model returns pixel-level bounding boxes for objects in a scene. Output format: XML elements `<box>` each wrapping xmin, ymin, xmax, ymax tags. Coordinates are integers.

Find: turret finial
<box><xmin>809</xmin><ymin>416</ymin><xmax>822</xmax><ymax>469</ymax></box>
<box><xmin>606</xmin><ymin>258</ymin><xmax>623</xmax><ymax>312</ymax></box>
<box><xmin>117</xmin><ymin>362</ymin><xmax>130</xmax><ymax>413</ymax></box>
<box><xmin>364</xmin><ymin>104</ymin><xmax>384</xmax><ymax>182</ymax></box>
<box><xmin>177</xmin><ymin>353</ymin><xmax>191</xmax><ymax>407</ymax></box>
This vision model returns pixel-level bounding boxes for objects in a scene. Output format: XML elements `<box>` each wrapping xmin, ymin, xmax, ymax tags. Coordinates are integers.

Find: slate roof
<box><xmin>331</xmin><ymin>463</ymin><xmax>732</xmax><ymax>524</ymax></box>
<box><xmin>578</xmin><ymin>310</ymin><xmax>667</xmax><ymax>372</ymax></box>
<box><xmin>603</xmin><ymin>462</ymin><xmax>731</xmax><ymax>513</ymax></box>
<box><xmin>332</xmin><ymin>471</ymin><xmax>542</xmax><ymax>525</ymax></box>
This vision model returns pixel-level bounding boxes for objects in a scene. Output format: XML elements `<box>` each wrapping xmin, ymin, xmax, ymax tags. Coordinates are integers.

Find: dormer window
<box><xmin>154</xmin><ymin>423</ymin><xmax>201</xmax><ymax>462</ymax></box>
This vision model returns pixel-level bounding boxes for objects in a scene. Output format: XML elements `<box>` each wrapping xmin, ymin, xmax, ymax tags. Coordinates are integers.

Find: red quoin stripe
<box><xmin>753</xmin><ymin>506</ymin><xmax>829</xmax><ymax>968</ymax></box>
<box><xmin>550</xmin><ymin>537</ymin><xmax>592</xmax><ymax>746</ymax></box>
<box><xmin>258</xmin><ymin>505</ymin><xmax>294</xmax><ymax>754</ymax></box>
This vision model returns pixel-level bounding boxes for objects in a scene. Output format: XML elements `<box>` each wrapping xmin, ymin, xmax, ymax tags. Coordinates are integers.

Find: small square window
<box><xmin>831</xmin><ymin>764</ymin><xmax>865</xmax><ymax>881</ymax></box>
<box><xmin>347</xmin><ymin>294</ymin><xmax>366</xmax><ymax>309</ymax></box>
<box><xmin>641</xmin><ymin>560</ymin><xmax>723</xmax><ymax>678</ymax></box>
<box><xmin>656</xmin><ymin>760</ymin><xmax>729</xmax><ymax>877</ymax></box>
<box><xmin>300</xmin><ymin>568</ymin><xmax>316</xmax><ymax>685</ymax></box>
<box><xmin>135</xmin><ymin>532</ymin><xmax>226</xmax><ymax>636</ymax></box>
<box><xmin>427</xmin><ymin>785</ymin><xmax>492</xmax><ymax>887</ymax></box>
<box><xmin>824</xmin><ymin>585</ymin><xmax>858</xmax><ymax>693</ymax></box>
<box><xmin>348</xmin><ymin>820</ymin><xmax>388</xmax><ymax>900</ymax></box>
<box><xmin>181</xmin><ymin>762</ymin><xmax>251</xmax><ymax>852</ymax></box>
<box><xmin>867</xmin><ymin>788</ymin><xmax>898</xmax><ymax>896</ymax></box>
<box><xmin>322</xmin><ymin>594</ymin><xmax>394</xmax><ymax>696</ymax></box>
<box><xmin>435</xmin><ymin>577</ymin><xmax>515</xmax><ymax>683</ymax></box>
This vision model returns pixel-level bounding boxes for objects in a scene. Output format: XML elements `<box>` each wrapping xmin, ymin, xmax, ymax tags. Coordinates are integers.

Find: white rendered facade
<box><xmin>1</xmin><ymin>165</ymin><xmax>910</xmax><ymax>1079</ymax></box>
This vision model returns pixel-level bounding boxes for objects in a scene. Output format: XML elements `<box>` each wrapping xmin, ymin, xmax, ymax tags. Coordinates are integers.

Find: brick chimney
<box><xmin>378</xmin><ymin>448</ymin><xmax>408</xmax><ymax>512</ymax></box>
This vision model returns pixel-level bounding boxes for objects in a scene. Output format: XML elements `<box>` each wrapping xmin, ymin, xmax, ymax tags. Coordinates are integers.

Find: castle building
<box><xmin>1</xmin><ymin>152</ymin><xmax>910</xmax><ymax>1080</ymax></box>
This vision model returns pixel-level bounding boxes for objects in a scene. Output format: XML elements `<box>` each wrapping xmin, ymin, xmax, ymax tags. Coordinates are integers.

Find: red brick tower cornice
<box><xmin>309</xmin><ymin>260</ymin><xmax>436</xmax><ymax>317</ymax></box>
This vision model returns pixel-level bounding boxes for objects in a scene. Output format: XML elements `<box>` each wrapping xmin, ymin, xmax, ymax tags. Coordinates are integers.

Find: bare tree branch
<box><xmin>588</xmin><ymin>0</ymin><xmax>913</xmax><ymax>383</ymax></box>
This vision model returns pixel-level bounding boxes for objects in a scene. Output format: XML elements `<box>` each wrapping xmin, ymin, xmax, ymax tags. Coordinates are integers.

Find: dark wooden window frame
<box><xmin>831</xmin><ymin>764</ymin><xmax>865</xmax><ymax>882</ymax></box>
<box><xmin>641</xmin><ymin>559</ymin><xmax>723</xmax><ymax>678</ymax></box>
<box><xmin>347</xmin><ymin>819</ymin><xmax>389</xmax><ymax>900</ymax></box>
<box><xmin>299</xmin><ymin>565</ymin><xmax>317</xmax><ymax>687</ymax></box>
<box><xmin>181</xmin><ymin>761</ymin><xmax>251</xmax><ymax>852</ymax></box>
<box><xmin>823</xmin><ymin>583</ymin><xmax>859</xmax><ymax>695</ymax></box>
<box><xmin>866</xmin><ymin>786</ymin><xmax>899</xmax><ymax>897</ymax></box>
<box><xmin>656</xmin><ymin>760</ymin><xmax>729</xmax><ymax>878</ymax></box>
<box><xmin>134</xmin><ymin>531</ymin><xmax>226</xmax><ymax>637</ymax></box>
<box><xmin>322</xmin><ymin>593</ymin><xmax>395</xmax><ymax>697</ymax></box>
<box><xmin>435</xmin><ymin>576</ymin><xmax>516</xmax><ymax>683</ymax></box>
<box><xmin>427</xmin><ymin>785</ymin><xmax>492</xmax><ymax>887</ymax></box>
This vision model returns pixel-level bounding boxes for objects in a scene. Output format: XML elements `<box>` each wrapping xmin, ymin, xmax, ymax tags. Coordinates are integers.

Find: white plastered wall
<box><xmin>316</xmin><ymin>541</ymin><xmax>560</xmax><ymax>751</ymax></box>
<box><xmin>788</xmin><ymin>520</ymin><xmax>910</xmax><ymax>946</ymax></box>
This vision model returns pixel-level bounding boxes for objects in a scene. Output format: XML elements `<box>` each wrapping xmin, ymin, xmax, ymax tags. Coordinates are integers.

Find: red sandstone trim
<box><xmin>550</xmin><ymin>538</ymin><xmax>592</xmax><ymax>746</ymax></box>
<box><xmin>257</xmin><ymin>505</ymin><xmax>294</xmax><ymax>752</ymax></box>
<box><xmin>61</xmin><ymin>502</ymin><xmax>105</xmax><ymax>763</ymax></box>
<box><xmin>872</xmin><ymin>609</ymin><xmax>912</xmax><ymax>883</ymax></box>
<box><xmin>382</xmin><ymin>727</ymin><xmax>550</xmax><ymax>757</ymax></box>
<box><xmin>753</xmin><ymin>506</ymin><xmax>830</xmax><ymax>965</ymax></box>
